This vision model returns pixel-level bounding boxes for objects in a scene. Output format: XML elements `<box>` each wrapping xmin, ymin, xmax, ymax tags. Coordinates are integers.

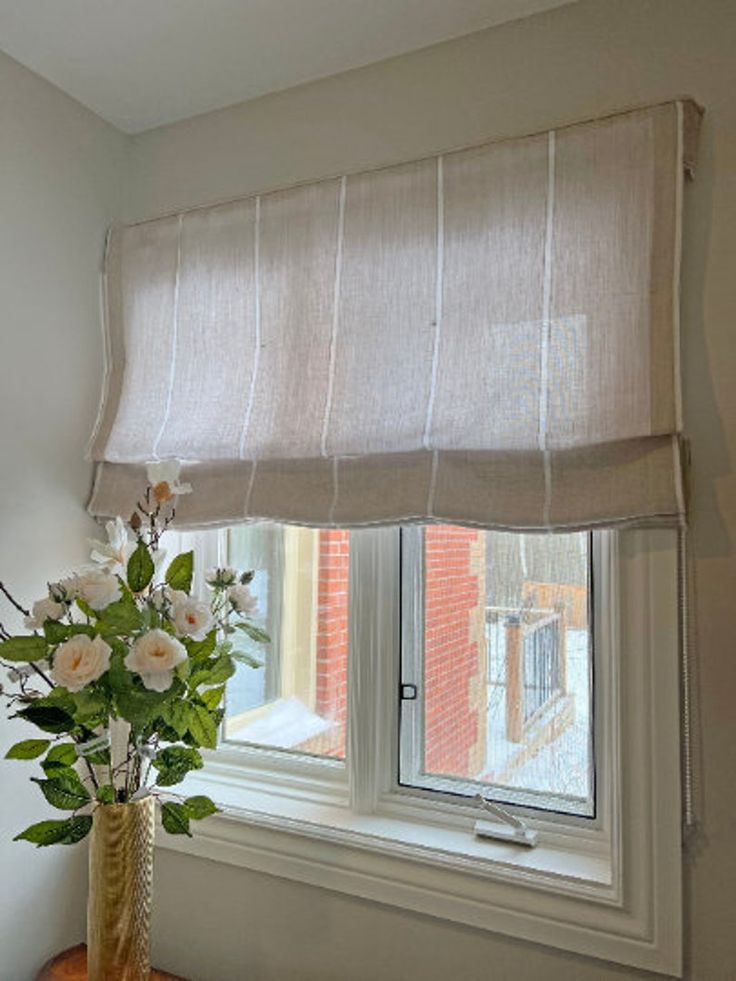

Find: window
<box><xmin>399</xmin><ymin>527</ymin><xmax>594</xmax><ymax>819</ymax></box>
<box><xmin>166</xmin><ymin>524</ymin><xmax>683</xmax><ymax>976</ymax></box>
<box><xmin>223</xmin><ymin>524</ymin><xmax>348</xmax><ymax>760</ymax></box>
<box><xmin>192</xmin><ymin>523</ymin><xmax>595</xmax><ymax>819</ymax></box>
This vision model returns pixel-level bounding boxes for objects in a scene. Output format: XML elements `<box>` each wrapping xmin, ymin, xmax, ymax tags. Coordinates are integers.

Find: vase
<box><xmin>87</xmin><ymin>795</ymin><xmax>156</xmax><ymax>981</ymax></box>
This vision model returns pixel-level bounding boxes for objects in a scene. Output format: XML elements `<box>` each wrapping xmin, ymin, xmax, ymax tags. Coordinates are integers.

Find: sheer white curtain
<box><xmin>88</xmin><ymin>100</ymin><xmax>701</xmax><ymax>530</ymax></box>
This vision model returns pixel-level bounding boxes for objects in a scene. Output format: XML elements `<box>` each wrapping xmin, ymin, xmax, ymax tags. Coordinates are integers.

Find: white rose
<box><xmin>125</xmin><ymin>629</ymin><xmax>187</xmax><ymax>692</ymax></box>
<box><xmin>24</xmin><ymin>597</ymin><xmax>65</xmax><ymax>630</ymax></box>
<box><xmin>228</xmin><ymin>584</ymin><xmax>258</xmax><ymax>616</ymax></box>
<box><xmin>51</xmin><ymin>635</ymin><xmax>112</xmax><ymax>692</ymax></box>
<box><xmin>75</xmin><ymin>570</ymin><xmax>122</xmax><ymax>611</ymax></box>
<box><xmin>171</xmin><ymin>596</ymin><xmax>215</xmax><ymax>642</ymax></box>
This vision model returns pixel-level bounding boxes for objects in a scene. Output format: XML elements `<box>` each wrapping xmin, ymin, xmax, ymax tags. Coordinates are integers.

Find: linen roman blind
<box><xmin>88</xmin><ymin>100</ymin><xmax>701</xmax><ymax>531</ymax></box>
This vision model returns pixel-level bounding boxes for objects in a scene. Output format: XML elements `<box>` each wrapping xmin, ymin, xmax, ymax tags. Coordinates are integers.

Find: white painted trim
<box><xmin>159</xmin><ymin>528</ymin><xmax>682</xmax><ymax>976</ymax></box>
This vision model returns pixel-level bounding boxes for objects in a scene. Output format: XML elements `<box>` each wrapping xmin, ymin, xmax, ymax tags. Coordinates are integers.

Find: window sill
<box><xmin>157</xmin><ymin>755</ymin><xmax>679</xmax><ymax>977</ymax></box>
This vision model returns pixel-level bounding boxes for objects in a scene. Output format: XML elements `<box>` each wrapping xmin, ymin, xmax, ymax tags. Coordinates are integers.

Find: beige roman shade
<box><xmin>88</xmin><ymin>100</ymin><xmax>701</xmax><ymax>530</ymax></box>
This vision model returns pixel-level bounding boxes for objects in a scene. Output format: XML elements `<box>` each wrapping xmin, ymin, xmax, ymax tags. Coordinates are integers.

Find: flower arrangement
<box><xmin>1</xmin><ymin>462</ymin><xmax>268</xmax><ymax>846</ymax></box>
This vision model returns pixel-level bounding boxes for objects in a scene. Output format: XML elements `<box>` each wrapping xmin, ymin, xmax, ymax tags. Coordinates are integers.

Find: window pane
<box><xmin>224</xmin><ymin>523</ymin><xmax>349</xmax><ymax>760</ymax></box>
<box><xmin>401</xmin><ymin>525</ymin><xmax>593</xmax><ymax>816</ymax></box>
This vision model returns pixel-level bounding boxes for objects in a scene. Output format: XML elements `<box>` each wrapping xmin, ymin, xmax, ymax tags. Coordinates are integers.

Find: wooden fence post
<box><xmin>505</xmin><ymin>614</ymin><xmax>523</xmax><ymax>743</ymax></box>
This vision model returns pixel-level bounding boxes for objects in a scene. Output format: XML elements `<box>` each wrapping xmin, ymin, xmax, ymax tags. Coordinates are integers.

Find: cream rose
<box><xmin>227</xmin><ymin>583</ymin><xmax>258</xmax><ymax>616</ymax></box>
<box><xmin>171</xmin><ymin>596</ymin><xmax>214</xmax><ymax>642</ymax></box>
<box><xmin>51</xmin><ymin>635</ymin><xmax>112</xmax><ymax>692</ymax></box>
<box><xmin>24</xmin><ymin>597</ymin><xmax>65</xmax><ymax>630</ymax></box>
<box><xmin>125</xmin><ymin>629</ymin><xmax>187</xmax><ymax>692</ymax></box>
<box><xmin>75</xmin><ymin>570</ymin><xmax>122</xmax><ymax>611</ymax></box>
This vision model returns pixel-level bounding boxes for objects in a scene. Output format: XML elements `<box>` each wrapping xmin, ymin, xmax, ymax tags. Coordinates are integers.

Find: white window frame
<box><xmin>160</xmin><ymin>526</ymin><xmax>683</xmax><ymax>977</ymax></box>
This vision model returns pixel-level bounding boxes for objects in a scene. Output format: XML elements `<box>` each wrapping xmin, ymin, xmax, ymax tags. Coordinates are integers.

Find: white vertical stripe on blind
<box><xmin>423</xmin><ymin>155</ymin><xmax>444</xmax><ymax>453</ymax></box>
<box><xmin>152</xmin><ymin>213</ymin><xmax>183</xmax><ymax>461</ymax></box>
<box><xmin>321</xmin><ymin>176</ymin><xmax>347</xmax><ymax>458</ymax></box>
<box><xmin>238</xmin><ymin>195</ymin><xmax>262</xmax><ymax>460</ymax></box>
<box><xmin>540</xmin><ymin>131</ymin><xmax>556</xmax><ymax>526</ymax></box>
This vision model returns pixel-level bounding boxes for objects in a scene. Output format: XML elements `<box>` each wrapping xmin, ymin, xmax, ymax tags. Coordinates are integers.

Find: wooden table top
<box><xmin>37</xmin><ymin>944</ymin><xmax>187</xmax><ymax>980</ymax></box>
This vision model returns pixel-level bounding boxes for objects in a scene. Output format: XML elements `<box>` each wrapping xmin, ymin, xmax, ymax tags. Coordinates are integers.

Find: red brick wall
<box><xmin>313</xmin><ymin>529</ymin><xmax>349</xmax><ymax>757</ymax></box>
<box><xmin>302</xmin><ymin>526</ymin><xmax>486</xmax><ymax>772</ymax></box>
<box><xmin>424</xmin><ymin>525</ymin><xmax>487</xmax><ymax>778</ymax></box>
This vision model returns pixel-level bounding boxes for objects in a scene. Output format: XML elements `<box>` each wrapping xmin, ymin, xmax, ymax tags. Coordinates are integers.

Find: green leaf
<box><xmin>184</xmin><ymin>795</ymin><xmax>219</xmax><ymax>820</ymax></box>
<box><xmin>108</xmin><ymin>652</ymin><xmax>175</xmax><ymax>728</ymax></box>
<box><xmin>190</xmin><ymin>654</ymin><xmax>235</xmax><ymax>690</ymax></box>
<box><xmin>44</xmin><ymin>622</ymin><xmax>96</xmax><ymax>644</ymax></box>
<box><xmin>14</xmin><ymin>815</ymin><xmax>93</xmax><ymax>847</ymax></box>
<box><xmin>162</xmin><ymin>700</ymin><xmax>191</xmax><ymax>739</ymax></box>
<box><xmin>127</xmin><ymin>541</ymin><xmax>155</xmax><ymax>593</ymax></box>
<box><xmin>42</xmin><ymin>742</ymin><xmax>78</xmax><ymax>776</ymax></box>
<box><xmin>43</xmin><ymin>621</ymin><xmax>69</xmax><ymax>644</ymax></box>
<box><xmin>96</xmin><ymin>784</ymin><xmax>116</xmax><ymax>804</ymax></box>
<box><xmin>41</xmin><ymin>762</ymin><xmax>78</xmax><ymax>779</ymax></box>
<box><xmin>32</xmin><ymin>771</ymin><xmax>91</xmax><ymax>810</ymax></box>
<box><xmin>165</xmin><ymin>552</ymin><xmax>194</xmax><ymax>593</ymax></box>
<box><xmin>38</xmin><ymin>687</ymin><xmax>77</xmax><ymax>712</ymax></box>
<box><xmin>5</xmin><ymin>738</ymin><xmax>50</xmax><ymax>760</ymax></box>
<box><xmin>99</xmin><ymin>596</ymin><xmax>143</xmax><ymax>634</ymax></box>
<box><xmin>234</xmin><ymin>622</ymin><xmax>271</xmax><ymax>645</ymax></box>
<box><xmin>152</xmin><ymin>745</ymin><xmax>203</xmax><ymax>787</ymax></box>
<box><xmin>45</xmin><ymin>743</ymin><xmax>78</xmax><ymax>766</ymax></box>
<box><xmin>0</xmin><ymin>635</ymin><xmax>48</xmax><ymax>662</ymax></box>
<box><xmin>230</xmin><ymin>649</ymin><xmax>263</xmax><ymax>669</ymax></box>
<box><xmin>76</xmin><ymin>598</ymin><xmax>97</xmax><ymax>619</ymax></box>
<box><xmin>116</xmin><ymin>687</ymin><xmax>170</xmax><ymax>728</ymax></box>
<box><xmin>16</xmin><ymin>704</ymin><xmax>75</xmax><ymax>734</ymax></box>
<box><xmin>200</xmin><ymin>685</ymin><xmax>225</xmax><ymax>711</ymax></box>
<box><xmin>71</xmin><ymin>689</ymin><xmax>108</xmax><ymax>724</ymax></box>
<box><xmin>160</xmin><ymin>801</ymin><xmax>192</xmax><ymax>837</ymax></box>
<box><xmin>186</xmin><ymin>703</ymin><xmax>219</xmax><ymax>749</ymax></box>
<box><xmin>183</xmin><ymin>630</ymin><xmax>217</xmax><ymax>664</ymax></box>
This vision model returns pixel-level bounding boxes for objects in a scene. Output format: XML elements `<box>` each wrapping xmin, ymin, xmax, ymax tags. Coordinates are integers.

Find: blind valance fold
<box><xmin>89</xmin><ymin>100</ymin><xmax>701</xmax><ymax>530</ymax></box>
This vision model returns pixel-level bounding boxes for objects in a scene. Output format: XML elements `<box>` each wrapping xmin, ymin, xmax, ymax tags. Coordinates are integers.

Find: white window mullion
<box><xmin>397</xmin><ymin>525</ymin><xmax>425</xmax><ymax>790</ymax></box>
<box><xmin>347</xmin><ymin>526</ymin><xmax>400</xmax><ymax>813</ymax></box>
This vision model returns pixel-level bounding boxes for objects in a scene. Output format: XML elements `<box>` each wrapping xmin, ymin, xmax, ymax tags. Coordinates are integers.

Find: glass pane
<box><xmin>224</xmin><ymin>523</ymin><xmax>349</xmax><ymax>760</ymax></box>
<box><xmin>403</xmin><ymin>525</ymin><xmax>593</xmax><ymax>815</ymax></box>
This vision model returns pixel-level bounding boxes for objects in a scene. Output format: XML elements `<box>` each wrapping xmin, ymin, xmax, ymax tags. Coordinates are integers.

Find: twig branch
<box><xmin>0</xmin><ymin>582</ymin><xmax>29</xmax><ymax>618</ymax></box>
<box><xmin>31</xmin><ymin>663</ymin><xmax>54</xmax><ymax>688</ymax></box>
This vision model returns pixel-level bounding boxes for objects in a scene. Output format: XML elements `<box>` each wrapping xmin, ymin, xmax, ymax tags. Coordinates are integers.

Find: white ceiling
<box><xmin>0</xmin><ymin>0</ymin><xmax>576</xmax><ymax>133</ymax></box>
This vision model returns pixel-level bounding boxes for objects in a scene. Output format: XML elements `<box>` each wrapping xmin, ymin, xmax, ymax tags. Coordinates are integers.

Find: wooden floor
<box><xmin>37</xmin><ymin>944</ymin><xmax>187</xmax><ymax>980</ymax></box>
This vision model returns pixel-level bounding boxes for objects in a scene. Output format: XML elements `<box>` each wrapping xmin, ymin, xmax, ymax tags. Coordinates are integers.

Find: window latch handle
<box><xmin>473</xmin><ymin>794</ymin><xmax>538</xmax><ymax>847</ymax></box>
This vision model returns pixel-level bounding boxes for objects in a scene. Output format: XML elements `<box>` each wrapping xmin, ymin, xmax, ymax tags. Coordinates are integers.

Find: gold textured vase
<box><xmin>87</xmin><ymin>796</ymin><xmax>156</xmax><ymax>981</ymax></box>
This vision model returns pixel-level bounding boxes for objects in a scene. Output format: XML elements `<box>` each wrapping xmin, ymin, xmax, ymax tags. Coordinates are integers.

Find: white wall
<box><xmin>0</xmin><ymin>52</ymin><xmax>127</xmax><ymax>978</ymax></box>
<box><xmin>129</xmin><ymin>1</ymin><xmax>736</xmax><ymax>979</ymax></box>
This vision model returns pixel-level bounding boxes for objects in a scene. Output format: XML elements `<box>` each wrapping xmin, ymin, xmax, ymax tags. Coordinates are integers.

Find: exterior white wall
<box><xmin>0</xmin><ymin>52</ymin><xmax>127</xmax><ymax>978</ymax></box>
<box><xmin>130</xmin><ymin>2</ymin><xmax>736</xmax><ymax>979</ymax></box>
